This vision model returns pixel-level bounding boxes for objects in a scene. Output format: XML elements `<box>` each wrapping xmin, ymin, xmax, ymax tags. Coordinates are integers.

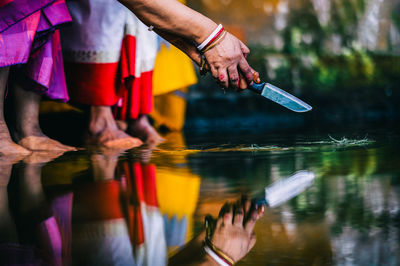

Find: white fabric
<box><xmin>134</xmin><ymin>204</ymin><xmax>168</xmax><ymax>266</ymax></box>
<box><xmin>72</xmin><ymin>219</ymin><xmax>135</xmax><ymax>266</ymax></box>
<box><xmin>62</xmin><ymin>0</ymin><xmax>157</xmax><ymax>75</ymax></box>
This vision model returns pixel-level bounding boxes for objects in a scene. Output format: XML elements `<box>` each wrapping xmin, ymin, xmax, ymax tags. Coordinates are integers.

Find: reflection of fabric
<box><xmin>163</xmin><ymin>214</ymin><xmax>188</xmax><ymax>247</ymax></box>
<box><xmin>62</xmin><ymin>0</ymin><xmax>157</xmax><ymax>119</ymax></box>
<box><xmin>72</xmin><ymin>180</ymin><xmax>134</xmax><ymax>265</ymax></box>
<box><xmin>152</xmin><ymin>133</ymin><xmax>201</xmax><ymax>246</ymax></box>
<box><xmin>72</xmin><ymin>219</ymin><xmax>135</xmax><ymax>266</ymax></box>
<box><xmin>51</xmin><ymin>192</ymin><xmax>73</xmax><ymax>266</ymax></box>
<box><xmin>0</xmin><ymin>0</ymin><xmax>71</xmax><ymax>101</ymax></box>
<box><xmin>120</xmin><ymin>162</ymin><xmax>167</xmax><ymax>266</ymax></box>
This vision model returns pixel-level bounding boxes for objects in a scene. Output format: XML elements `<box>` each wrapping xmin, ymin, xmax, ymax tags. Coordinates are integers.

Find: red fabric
<box><xmin>115</xmin><ymin>71</ymin><xmax>153</xmax><ymax>120</ymax></box>
<box><xmin>120</xmin><ymin>34</ymin><xmax>136</xmax><ymax>80</ymax></box>
<box><xmin>130</xmin><ymin>205</ymin><xmax>145</xmax><ymax>245</ymax></box>
<box><xmin>74</xmin><ymin>181</ymin><xmax>123</xmax><ymax>220</ymax></box>
<box><xmin>119</xmin><ymin>162</ymin><xmax>158</xmax><ymax>245</ymax></box>
<box><xmin>64</xmin><ymin>62</ymin><xmax>121</xmax><ymax>106</ymax></box>
<box><xmin>142</xmin><ymin>165</ymin><xmax>157</xmax><ymax>207</ymax></box>
<box><xmin>65</xmin><ymin>34</ymin><xmax>153</xmax><ymax>119</ymax></box>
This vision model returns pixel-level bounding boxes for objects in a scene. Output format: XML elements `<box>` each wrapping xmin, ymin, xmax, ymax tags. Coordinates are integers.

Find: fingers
<box><xmin>217</xmin><ymin>69</ymin><xmax>229</xmax><ymax>88</ymax></box>
<box><xmin>223</xmin><ymin>205</ymin><xmax>233</xmax><ymax>225</ymax></box>
<box><xmin>251</xmin><ymin>68</ymin><xmax>261</xmax><ymax>83</ymax></box>
<box><xmin>238</xmin><ymin>57</ymin><xmax>254</xmax><ymax>85</ymax></box>
<box><xmin>227</xmin><ymin>64</ymin><xmax>240</xmax><ymax>90</ymax></box>
<box><xmin>218</xmin><ymin>203</ymin><xmax>233</xmax><ymax>225</ymax></box>
<box><xmin>244</xmin><ymin>205</ymin><xmax>264</xmax><ymax>235</ymax></box>
<box><xmin>238</xmin><ymin>72</ymin><xmax>247</xmax><ymax>90</ymax></box>
<box><xmin>233</xmin><ymin>206</ymin><xmax>244</xmax><ymax>226</ymax></box>
<box><xmin>241</xmin><ymin>195</ymin><xmax>251</xmax><ymax>214</ymax></box>
<box><xmin>219</xmin><ymin>203</ymin><xmax>231</xmax><ymax>218</ymax></box>
<box><xmin>244</xmin><ymin>209</ymin><xmax>258</xmax><ymax>235</ymax></box>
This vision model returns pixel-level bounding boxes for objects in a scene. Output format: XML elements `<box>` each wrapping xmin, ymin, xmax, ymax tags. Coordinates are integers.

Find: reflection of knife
<box><xmin>248</xmin><ymin>82</ymin><xmax>312</xmax><ymax>112</ymax></box>
<box><xmin>253</xmin><ymin>170</ymin><xmax>315</xmax><ymax>207</ymax></box>
<box><xmin>205</xmin><ymin>171</ymin><xmax>315</xmax><ymax>237</ymax></box>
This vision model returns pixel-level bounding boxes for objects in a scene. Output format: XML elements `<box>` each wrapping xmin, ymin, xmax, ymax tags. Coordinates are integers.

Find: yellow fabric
<box><xmin>151</xmin><ymin>89</ymin><xmax>187</xmax><ymax>131</ymax></box>
<box><xmin>39</xmin><ymin>101</ymin><xmax>82</xmax><ymax>114</ymax></box>
<box><xmin>156</xmin><ymin>168</ymin><xmax>200</xmax><ymax>220</ymax></box>
<box><xmin>154</xmin><ymin>132</ymin><xmax>201</xmax><ymax>245</ymax></box>
<box><xmin>152</xmin><ymin>44</ymin><xmax>197</xmax><ymax>96</ymax></box>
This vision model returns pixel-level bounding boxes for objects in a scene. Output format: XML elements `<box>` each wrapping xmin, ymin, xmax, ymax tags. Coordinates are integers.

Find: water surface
<box><xmin>0</xmin><ymin>130</ymin><xmax>399</xmax><ymax>265</ymax></box>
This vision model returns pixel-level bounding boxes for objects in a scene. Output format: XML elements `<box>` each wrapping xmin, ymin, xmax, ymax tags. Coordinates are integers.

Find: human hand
<box><xmin>206</xmin><ymin>197</ymin><xmax>265</xmax><ymax>263</ymax></box>
<box><xmin>204</xmin><ymin>33</ymin><xmax>260</xmax><ymax>90</ymax></box>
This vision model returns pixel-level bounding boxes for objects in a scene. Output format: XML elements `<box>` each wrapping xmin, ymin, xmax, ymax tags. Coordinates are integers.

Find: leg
<box><xmin>0</xmin><ymin>67</ymin><xmax>31</xmax><ymax>156</ymax></box>
<box><xmin>85</xmin><ymin>106</ymin><xmax>143</xmax><ymax>149</ymax></box>
<box><xmin>0</xmin><ymin>158</ymin><xmax>19</xmax><ymax>243</ymax></box>
<box><xmin>127</xmin><ymin>115</ymin><xmax>164</xmax><ymax>147</ymax></box>
<box><xmin>9</xmin><ymin>82</ymin><xmax>76</xmax><ymax>152</ymax></box>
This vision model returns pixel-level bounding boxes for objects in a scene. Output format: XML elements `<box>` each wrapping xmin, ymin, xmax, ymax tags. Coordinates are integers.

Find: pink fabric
<box><xmin>0</xmin><ymin>0</ymin><xmax>71</xmax><ymax>101</ymax></box>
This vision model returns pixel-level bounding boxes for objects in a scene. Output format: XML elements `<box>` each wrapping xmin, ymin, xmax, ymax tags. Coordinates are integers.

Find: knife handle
<box><xmin>248</xmin><ymin>82</ymin><xmax>265</xmax><ymax>95</ymax></box>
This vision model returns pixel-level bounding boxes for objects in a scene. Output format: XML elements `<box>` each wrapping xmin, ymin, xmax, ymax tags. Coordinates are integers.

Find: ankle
<box><xmin>0</xmin><ymin>120</ymin><xmax>11</xmax><ymax>139</ymax></box>
<box><xmin>88</xmin><ymin>106</ymin><xmax>118</xmax><ymax>135</ymax></box>
<box><xmin>10</xmin><ymin>123</ymin><xmax>44</xmax><ymax>142</ymax></box>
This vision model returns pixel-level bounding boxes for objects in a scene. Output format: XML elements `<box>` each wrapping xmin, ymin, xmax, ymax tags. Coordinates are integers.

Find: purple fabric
<box><xmin>0</xmin><ymin>0</ymin><xmax>71</xmax><ymax>101</ymax></box>
<box><xmin>0</xmin><ymin>0</ymin><xmax>54</xmax><ymax>32</ymax></box>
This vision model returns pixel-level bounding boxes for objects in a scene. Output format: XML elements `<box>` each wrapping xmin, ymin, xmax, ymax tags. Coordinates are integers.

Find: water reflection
<box><xmin>0</xmin><ymin>132</ymin><xmax>399</xmax><ymax>265</ymax></box>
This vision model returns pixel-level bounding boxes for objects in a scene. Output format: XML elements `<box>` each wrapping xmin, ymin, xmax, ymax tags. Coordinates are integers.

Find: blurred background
<box><xmin>185</xmin><ymin>0</ymin><xmax>400</xmax><ymax>132</ymax></box>
<box><xmin>2</xmin><ymin>1</ymin><xmax>399</xmax><ymax>265</ymax></box>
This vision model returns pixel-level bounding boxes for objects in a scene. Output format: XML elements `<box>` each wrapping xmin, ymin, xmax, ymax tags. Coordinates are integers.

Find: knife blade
<box><xmin>248</xmin><ymin>82</ymin><xmax>312</xmax><ymax>112</ymax></box>
<box><xmin>253</xmin><ymin>170</ymin><xmax>315</xmax><ymax>208</ymax></box>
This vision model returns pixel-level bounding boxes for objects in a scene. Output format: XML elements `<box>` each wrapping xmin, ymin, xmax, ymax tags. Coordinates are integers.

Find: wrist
<box><xmin>194</xmin><ymin>20</ymin><xmax>219</xmax><ymax>45</ymax></box>
<box><xmin>203</xmin><ymin>252</ymin><xmax>223</xmax><ymax>266</ymax></box>
<box><xmin>203</xmin><ymin>239</ymin><xmax>235</xmax><ymax>266</ymax></box>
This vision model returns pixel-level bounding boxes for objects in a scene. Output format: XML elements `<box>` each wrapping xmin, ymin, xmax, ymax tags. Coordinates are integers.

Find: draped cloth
<box><xmin>61</xmin><ymin>0</ymin><xmax>157</xmax><ymax>119</ymax></box>
<box><xmin>0</xmin><ymin>0</ymin><xmax>72</xmax><ymax>101</ymax></box>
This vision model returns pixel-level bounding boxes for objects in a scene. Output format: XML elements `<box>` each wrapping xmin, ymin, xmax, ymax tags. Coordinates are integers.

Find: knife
<box><xmin>204</xmin><ymin>170</ymin><xmax>315</xmax><ymax>237</ymax></box>
<box><xmin>248</xmin><ymin>82</ymin><xmax>312</xmax><ymax>112</ymax></box>
<box><xmin>252</xmin><ymin>170</ymin><xmax>315</xmax><ymax>208</ymax></box>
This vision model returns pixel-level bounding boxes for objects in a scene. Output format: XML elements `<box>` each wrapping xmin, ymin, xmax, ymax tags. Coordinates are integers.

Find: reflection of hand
<box><xmin>208</xmin><ymin>198</ymin><xmax>264</xmax><ymax>263</ymax></box>
<box><xmin>204</xmin><ymin>33</ymin><xmax>260</xmax><ymax>90</ymax></box>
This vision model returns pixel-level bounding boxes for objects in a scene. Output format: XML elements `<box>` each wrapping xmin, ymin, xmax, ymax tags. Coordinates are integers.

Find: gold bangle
<box><xmin>205</xmin><ymin>238</ymin><xmax>235</xmax><ymax>265</ymax></box>
<box><xmin>202</xmin><ymin>30</ymin><xmax>227</xmax><ymax>53</ymax></box>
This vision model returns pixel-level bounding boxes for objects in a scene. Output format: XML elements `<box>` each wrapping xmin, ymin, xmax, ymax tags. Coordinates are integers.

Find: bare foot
<box><xmin>0</xmin><ymin>137</ymin><xmax>32</xmax><ymax>156</ymax></box>
<box><xmin>85</xmin><ymin>106</ymin><xmax>143</xmax><ymax>149</ymax></box>
<box><xmin>8</xmin><ymin>82</ymin><xmax>77</xmax><ymax>152</ymax></box>
<box><xmin>18</xmin><ymin>136</ymin><xmax>77</xmax><ymax>152</ymax></box>
<box><xmin>0</xmin><ymin>123</ymin><xmax>31</xmax><ymax>156</ymax></box>
<box><xmin>127</xmin><ymin>115</ymin><xmax>164</xmax><ymax>147</ymax></box>
<box><xmin>23</xmin><ymin>151</ymin><xmax>66</xmax><ymax>164</ymax></box>
<box><xmin>91</xmin><ymin>150</ymin><xmax>123</xmax><ymax>181</ymax></box>
<box><xmin>115</xmin><ymin>120</ymin><xmax>128</xmax><ymax>131</ymax></box>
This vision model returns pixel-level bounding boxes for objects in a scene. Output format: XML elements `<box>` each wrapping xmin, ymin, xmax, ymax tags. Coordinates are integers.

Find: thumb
<box><xmin>239</xmin><ymin>40</ymin><xmax>250</xmax><ymax>56</ymax></box>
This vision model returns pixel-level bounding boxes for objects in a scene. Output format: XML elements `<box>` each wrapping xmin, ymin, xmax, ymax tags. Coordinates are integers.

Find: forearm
<box><xmin>153</xmin><ymin>28</ymin><xmax>202</xmax><ymax>66</ymax></box>
<box><xmin>118</xmin><ymin>0</ymin><xmax>217</xmax><ymax>44</ymax></box>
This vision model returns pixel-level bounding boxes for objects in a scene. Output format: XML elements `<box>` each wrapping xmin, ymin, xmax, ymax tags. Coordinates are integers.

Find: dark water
<box><xmin>0</xmin><ymin>130</ymin><xmax>399</xmax><ymax>265</ymax></box>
